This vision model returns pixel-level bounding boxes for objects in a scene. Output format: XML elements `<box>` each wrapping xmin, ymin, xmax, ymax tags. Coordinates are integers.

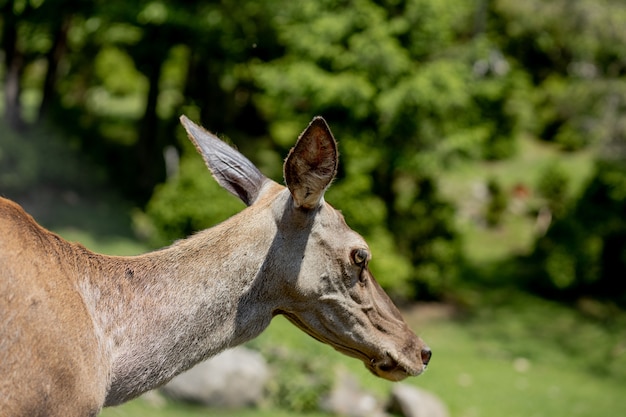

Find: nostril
<box><xmin>421</xmin><ymin>347</ymin><xmax>432</xmax><ymax>366</ymax></box>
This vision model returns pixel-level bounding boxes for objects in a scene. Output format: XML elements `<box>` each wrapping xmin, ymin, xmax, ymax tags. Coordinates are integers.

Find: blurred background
<box><xmin>1</xmin><ymin>0</ymin><xmax>625</xmax><ymax>416</ymax></box>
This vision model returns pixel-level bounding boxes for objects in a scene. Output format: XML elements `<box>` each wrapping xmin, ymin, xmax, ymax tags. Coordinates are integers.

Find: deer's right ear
<box><xmin>284</xmin><ymin>117</ymin><xmax>338</xmax><ymax>210</ymax></box>
<box><xmin>180</xmin><ymin>115</ymin><xmax>267</xmax><ymax>206</ymax></box>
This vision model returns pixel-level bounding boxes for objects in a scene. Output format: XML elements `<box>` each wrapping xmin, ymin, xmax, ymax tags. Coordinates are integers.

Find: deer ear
<box><xmin>180</xmin><ymin>115</ymin><xmax>267</xmax><ymax>206</ymax></box>
<box><xmin>284</xmin><ymin>116</ymin><xmax>339</xmax><ymax>210</ymax></box>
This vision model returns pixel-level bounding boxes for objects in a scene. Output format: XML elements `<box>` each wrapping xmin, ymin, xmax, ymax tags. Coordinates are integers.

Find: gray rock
<box><xmin>320</xmin><ymin>369</ymin><xmax>387</xmax><ymax>417</ymax></box>
<box><xmin>387</xmin><ymin>384</ymin><xmax>448</xmax><ymax>417</ymax></box>
<box><xmin>161</xmin><ymin>346</ymin><xmax>270</xmax><ymax>408</ymax></box>
<box><xmin>139</xmin><ymin>389</ymin><xmax>167</xmax><ymax>408</ymax></box>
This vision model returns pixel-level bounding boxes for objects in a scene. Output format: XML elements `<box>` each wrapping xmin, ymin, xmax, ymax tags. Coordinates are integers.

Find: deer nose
<box><xmin>421</xmin><ymin>347</ymin><xmax>432</xmax><ymax>366</ymax></box>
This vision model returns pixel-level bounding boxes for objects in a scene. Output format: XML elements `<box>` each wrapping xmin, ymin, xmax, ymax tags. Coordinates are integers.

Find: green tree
<box><xmin>246</xmin><ymin>0</ymin><xmax>535</xmax><ymax>298</ymax></box>
<box><xmin>493</xmin><ymin>0</ymin><xmax>626</xmax><ymax>150</ymax></box>
<box><xmin>0</xmin><ymin>0</ymin><xmax>93</xmax><ymax>128</ymax></box>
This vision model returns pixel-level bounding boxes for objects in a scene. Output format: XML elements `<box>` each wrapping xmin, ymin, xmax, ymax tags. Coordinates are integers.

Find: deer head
<box><xmin>180</xmin><ymin>115</ymin><xmax>431</xmax><ymax>381</ymax></box>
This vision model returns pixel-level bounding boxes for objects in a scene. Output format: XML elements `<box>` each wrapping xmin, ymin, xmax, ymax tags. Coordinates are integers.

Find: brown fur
<box><xmin>0</xmin><ymin>116</ymin><xmax>430</xmax><ymax>416</ymax></box>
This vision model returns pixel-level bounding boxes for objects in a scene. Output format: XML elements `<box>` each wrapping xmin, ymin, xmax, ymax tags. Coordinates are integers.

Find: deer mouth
<box><xmin>367</xmin><ymin>353</ymin><xmax>425</xmax><ymax>381</ymax></box>
<box><xmin>370</xmin><ymin>338</ymin><xmax>432</xmax><ymax>381</ymax></box>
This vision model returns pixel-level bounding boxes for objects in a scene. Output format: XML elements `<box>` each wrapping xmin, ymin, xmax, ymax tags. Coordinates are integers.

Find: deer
<box><xmin>0</xmin><ymin>115</ymin><xmax>431</xmax><ymax>416</ymax></box>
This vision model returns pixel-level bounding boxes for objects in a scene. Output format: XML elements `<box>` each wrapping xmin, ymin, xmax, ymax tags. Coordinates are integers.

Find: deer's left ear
<box><xmin>284</xmin><ymin>116</ymin><xmax>339</xmax><ymax>210</ymax></box>
<box><xmin>180</xmin><ymin>115</ymin><xmax>267</xmax><ymax>206</ymax></box>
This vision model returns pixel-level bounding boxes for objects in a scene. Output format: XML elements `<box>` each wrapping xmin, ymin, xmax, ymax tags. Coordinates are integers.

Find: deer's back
<box><xmin>0</xmin><ymin>198</ymin><xmax>107</xmax><ymax>416</ymax></box>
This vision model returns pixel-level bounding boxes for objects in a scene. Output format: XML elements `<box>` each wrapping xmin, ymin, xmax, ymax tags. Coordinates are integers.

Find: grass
<box><xmin>407</xmin><ymin>326</ymin><xmax>619</xmax><ymax>417</ymax></box>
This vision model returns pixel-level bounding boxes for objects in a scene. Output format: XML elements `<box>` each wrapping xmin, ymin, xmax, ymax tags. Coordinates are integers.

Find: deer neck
<box><xmin>76</xmin><ymin>207</ymin><xmax>279</xmax><ymax>405</ymax></box>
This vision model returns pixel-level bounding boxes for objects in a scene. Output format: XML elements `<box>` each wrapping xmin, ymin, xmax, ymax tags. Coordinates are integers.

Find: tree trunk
<box><xmin>2</xmin><ymin>0</ymin><xmax>25</xmax><ymax>130</ymax></box>
<box><xmin>184</xmin><ymin>53</ymin><xmax>229</xmax><ymax>132</ymax></box>
<box><xmin>135</xmin><ymin>54</ymin><xmax>166</xmax><ymax>203</ymax></box>
<box><xmin>4</xmin><ymin>55</ymin><xmax>24</xmax><ymax>131</ymax></box>
<box><xmin>38</xmin><ymin>16</ymin><xmax>70</xmax><ymax>123</ymax></box>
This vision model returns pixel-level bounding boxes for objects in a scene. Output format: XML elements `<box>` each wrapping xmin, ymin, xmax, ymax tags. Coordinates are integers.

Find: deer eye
<box><xmin>351</xmin><ymin>248</ymin><xmax>369</xmax><ymax>267</ymax></box>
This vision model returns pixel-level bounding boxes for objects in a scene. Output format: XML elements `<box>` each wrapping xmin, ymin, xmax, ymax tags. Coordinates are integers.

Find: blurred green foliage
<box><xmin>537</xmin><ymin>163</ymin><xmax>570</xmax><ymax>218</ymax></box>
<box><xmin>2</xmin><ymin>0</ymin><xmax>626</xmax><ymax>305</ymax></box>
<box><xmin>485</xmin><ymin>178</ymin><xmax>508</xmax><ymax>228</ymax></box>
<box><xmin>527</xmin><ymin>160</ymin><xmax>626</xmax><ymax>305</ymax></box>
<box><xmin>262</xmin><ymin>348</ymin><xmax>333</xmax><ymax>413</ymax></box>
<box><xmin>145</xmin><ymin>143</ymin><xmax>244</xmax><ymax>245</ymax></box>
